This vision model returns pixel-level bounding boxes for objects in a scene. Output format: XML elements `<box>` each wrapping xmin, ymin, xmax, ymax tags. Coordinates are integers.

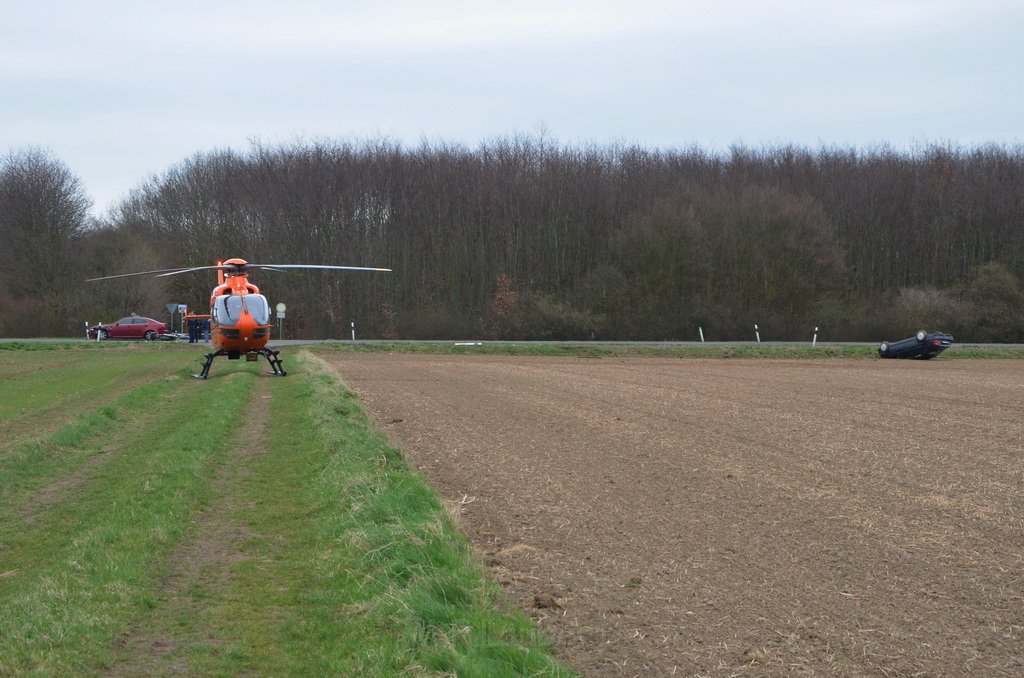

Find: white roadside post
<box><xmin>698</xmin><ymin>326</ymin><xmax>705</xmax><ymax>343</ymax></box>
<box><xmin>812</xmin><ymin>326</ymin><xmax>819</xmax><ymax>347</ymax></box>
<box><xmin>351</xmin><ymin>321</ymin><xmax>356</xmax><ymax>342</ymax></box>
<box><xmin>84</xmin><ymin>321</ymin><xmax>89</xmax><ymax>339</ymax></box>
<box><xmin>754</xmin><ymin>324</ymin><xmax>761</xmax><ymax>343</ymax></box>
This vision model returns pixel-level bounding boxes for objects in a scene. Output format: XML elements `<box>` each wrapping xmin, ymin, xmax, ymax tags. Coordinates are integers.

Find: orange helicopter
<box><xmin>88</xmin><ymin>258</ymin><xmax>390</xmax><ymax>378</ymax></box>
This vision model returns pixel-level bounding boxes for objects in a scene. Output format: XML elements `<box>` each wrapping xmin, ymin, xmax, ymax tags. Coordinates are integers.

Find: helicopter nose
<box><xmin>236</xmin><ymin>312</ymin><xmax>257</xmax><ymax>340</ymax></box>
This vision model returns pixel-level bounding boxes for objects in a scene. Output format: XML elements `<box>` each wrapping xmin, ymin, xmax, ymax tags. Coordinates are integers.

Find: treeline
<box><xmin>2</xmin><ymin>138</ymin><xmax>1024</xmax><ymax>341</ymax></box>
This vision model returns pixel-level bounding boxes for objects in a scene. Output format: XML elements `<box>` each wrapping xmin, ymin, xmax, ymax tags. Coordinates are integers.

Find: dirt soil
<box><xmin>322</xmin><ymin>354</ymin><xmax>1024</xmax><ymax>677</ymax></box>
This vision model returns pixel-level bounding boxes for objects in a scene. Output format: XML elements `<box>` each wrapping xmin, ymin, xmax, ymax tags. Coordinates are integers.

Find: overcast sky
<box><xmin>3</xmin><ymin>0</ymin><xmax>1021</xmax><ymax>215</ymax></box>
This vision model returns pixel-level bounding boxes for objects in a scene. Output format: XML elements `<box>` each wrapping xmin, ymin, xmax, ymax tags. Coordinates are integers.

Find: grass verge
<box><xmin>0</xmin><ymin>366</ymin><xmax>252</xmax><ymax>675</ymax></box>
<box><xmin>0</xmin><ymin>350</ymin><xmax>188</xmax><ymax>445</ymax></box>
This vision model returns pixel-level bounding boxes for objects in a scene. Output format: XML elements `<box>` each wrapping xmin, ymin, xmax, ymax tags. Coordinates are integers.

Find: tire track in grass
<box><xmin>0</xmin><ymin>350</ymin><xmax>188</xmax><ymax>450</ymax></box>
<box><xmin>0</xmin><ymin>374</ymin><xmax>243</xmax><ymax>577</ymax></box>
<box><xmin>0</xmin><ymin>370</ymin><xmax>253</xmax><ymax>676</ymax></box>
<box><xmin>103</xmin><ymin>376</ymin><xmax>273</xmax><ymax>676</ymax></box>
<box><xmin>0</xmin><ymin>371</ymin><xmax>190</xmax><ymax>522</ymax></box>
<box><xmin>0</xmin><ymin>350</ymin><xmax>109</xmax><ymax>385</ymax></box>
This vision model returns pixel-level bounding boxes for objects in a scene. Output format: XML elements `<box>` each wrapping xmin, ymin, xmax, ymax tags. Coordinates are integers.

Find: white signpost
<box><xmin>276</xmin><ymin>303</ymin><xmax>286</xmax><ymax>339</ymax></box>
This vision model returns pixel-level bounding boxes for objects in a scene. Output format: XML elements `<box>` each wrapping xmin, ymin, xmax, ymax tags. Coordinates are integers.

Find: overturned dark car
<box><xmin>878</xmin><ymin>330</ymin><xmax>954</xmax><ymax>359</ymax></box>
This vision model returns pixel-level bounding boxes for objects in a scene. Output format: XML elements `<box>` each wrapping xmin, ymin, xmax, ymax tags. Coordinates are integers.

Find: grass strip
<box><xmin>0</xmin><ymin>369</ymin><xmax>253</xmax><ymax>676</ymax></box>
<box><xmin>188</xmin><ymin>351</ymin><xmax>573</xmax><ymax>676</ymax></box>
<box><xmin>0</xmin><ymin>350</ymin><xmax>180</xmax><ymax>423</ymax></box>
<box><xmin>0</xmin><ymin>342</ymin><xmax>109</xmax><ymax>351</ymax></box>
<box><xmin>0</xmin><ymin>372</ymin><xmax>188</xmax><ymax>518</ymax></box>
<box><xmin>0</xmin><ymin>341</ymin><xmax>201</xmax><ymax>352</ymax></box>
<box><xmin>0</xmin><ymin>350</ymin><xmax>199</xmax><ymax>445</ymax></box>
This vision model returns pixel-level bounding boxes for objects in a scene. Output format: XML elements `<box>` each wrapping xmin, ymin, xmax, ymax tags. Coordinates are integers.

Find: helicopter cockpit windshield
<box><xmin>243</xmin><ymin>294</ymin><xmax>270</xmax><ymax>325</ymax></box>
<box><xmin>213</xmin><ymin>294</ymin><xmax>270</xmax><ymax>327</ymax></box>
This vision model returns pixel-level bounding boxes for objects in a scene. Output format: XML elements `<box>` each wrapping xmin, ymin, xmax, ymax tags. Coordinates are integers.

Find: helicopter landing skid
<box><xmin>261</xmin><ymin>347</ymin><xmax>287</xmax><ymax>376</ymax></box>
<box><xmin>192</xmin><ymin>347</ymin><xmax>288</xmax><ymax>379</ymax></box>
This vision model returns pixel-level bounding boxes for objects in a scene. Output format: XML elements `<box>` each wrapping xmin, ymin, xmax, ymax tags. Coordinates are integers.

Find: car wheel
<box><xmin>144</xmin><ymin>330</ymin><xmax>157</xmax><ymax>341</ymax></box>
<box><xmin>879</xmin><ymin>341</ymin><xmax>888</xmax><ymax>352</ymax></box>
<box><xmin>97</xmin><ymin>329</ymin><xmax>108</xmax><ymax>341</ymax></box>
<box><xmin>916</xmin><ymin>330</ymin><xmax>927</xmax><ymax>342</ymax></box>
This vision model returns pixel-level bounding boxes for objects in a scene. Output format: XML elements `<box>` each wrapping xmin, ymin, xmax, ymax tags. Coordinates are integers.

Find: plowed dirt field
<box><xmin>322</xmin><ymin>354</ymin><xmax>1024</xmax><ymax>677</ymax></box>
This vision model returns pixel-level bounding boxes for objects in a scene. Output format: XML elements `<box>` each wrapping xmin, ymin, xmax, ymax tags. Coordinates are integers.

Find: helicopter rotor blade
<box><xmin>153</xmin><ymin>265</ymin><xmax>237</xmax><ymax>277</ymax></box>
<box><xmin>87</xmin><ymin>264</ymin><xmax>241</xmax><ymax>281</ymax></box>
<box><xmin>86</xmin><ymin>267</ymin><xmax>197</xmax><ymax>282</ymax></box>
<box><xmin>246</xmin><ymin>264</ymin><xmax>392</xmax><ymax>272</ymax></box>
<box><xmin>88</xmin><ymin>262</ymin><xmax>391</xmax><ymax>281</ymax></box>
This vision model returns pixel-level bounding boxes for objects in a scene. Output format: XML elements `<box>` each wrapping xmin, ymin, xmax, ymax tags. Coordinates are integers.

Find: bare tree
<box><xmin>0</xmin><ymin>147</ymin><xmax>91</xmax><ymax>335</ymax></box>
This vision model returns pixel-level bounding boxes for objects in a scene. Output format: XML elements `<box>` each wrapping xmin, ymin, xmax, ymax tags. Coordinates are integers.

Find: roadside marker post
<box><xmin>754</xmin><ymin>324</ymin><xmax>761</xmax><ymax>343</ymax></box>
<box><xmin>812</xmin><ymin>327</ymin><xmax>819</xmax><ymax>346</ymax></box>
<box><xmin>699</xmin><ymin>326</ymin><xmax>705</xmax><ymax>342</ymax></box>
<box><xmin>275</xmin><ymin>302</ymin><xmax>286</xmax><ymax>340</ymax></box>
<box><xmin>351</xmin><ymin>321</ymin><xmax>356</xmax><ymax>342</ymax></box>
